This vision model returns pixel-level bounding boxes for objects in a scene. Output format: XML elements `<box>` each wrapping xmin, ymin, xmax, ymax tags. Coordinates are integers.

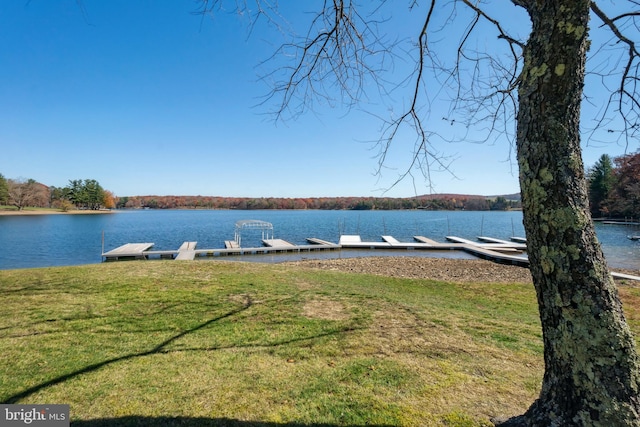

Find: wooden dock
<box><xmin>175</xmin><ymin>241</ymin><xmax>197</xmax><ymax>260</ymax></box>
<box><xmin>104</xmin><ymin>241</ymin><xmax>198</xmax><ymax>261</ymax></box>
<box><xmin>101</xmin><ymin>234</ymin><xmax>639</xmax><ymax>282</ymax></box>
<box><xmin>336</xmin><ymin>235</ymin><xmax>530</xmax><ymax>267</ymax></box>
<box><xmin>337</xmin><ymin>234</ymin><xmax>475</xmax><ymax>251</ymax></box>
<box><xmin>262</xmin><ymin>239</ymin><xmax>295</xmax><ymax>247</ymax></box>
<box><xmin>104</xmin><ymin>239</ymin><xmax>340</xmax><ymax>261</ymax></box>
<box><xmin>446</xmin><ymin>236</ymin><xmax>526</xmax><ymax>253</ymax></box>
<box><xmin>412</xmin><ymin>236</ymin><xmax>441</xmax><ymax>245</ymax></box>
<box><xmin>224</xmin><ymin>240</ymin><xmax>240</xmax><ymax>249</ymax></box>
<box><xmin>102</xmin><ymin>243</ymin><xmax>154</xmax><ymax>261</ymax></box>
<box><xmin>457</xmin><ymin>244</ymin><xmax>529</xmax><ymax>267</ymax></box>
<box><xmin>478</xmin><ymin>236</ymin><xmax>522</xmax><ymax>245</ymax></box>
<box><xmin>306</xmin><ymin>237</ymin><xmax>336</xmax><ymax>246</ymax></box>
<box><xmin>612</xmin><ymin>271</ymin><xmax>640</xmax><ymax>281</ymax></box>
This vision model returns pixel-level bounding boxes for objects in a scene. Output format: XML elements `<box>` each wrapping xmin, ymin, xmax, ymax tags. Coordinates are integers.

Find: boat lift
<box><xmin>234</xmin><ymin>220</ymin><xmax>274</xmax><ymax>247</ymax></box>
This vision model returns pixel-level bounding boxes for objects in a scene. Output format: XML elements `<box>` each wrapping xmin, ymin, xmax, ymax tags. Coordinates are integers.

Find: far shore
<box><xmin>0</xmin><ymin>208</ymin><xmax>114</xmax><ymax>216</ymax></box>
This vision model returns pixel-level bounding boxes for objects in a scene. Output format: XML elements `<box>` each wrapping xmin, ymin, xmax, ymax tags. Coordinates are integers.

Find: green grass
<box><xmin>1</xmin><ymin>260</ymin><xmax>637</xmax><ymax>426</ymax></box>
<box><xmin>0</xmin><ymin>205</ymin><xmax>59</xmax><ymax>211</ymax></box>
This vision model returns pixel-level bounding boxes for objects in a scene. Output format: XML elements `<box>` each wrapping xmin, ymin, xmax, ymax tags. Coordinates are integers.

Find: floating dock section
<box><xmin>102</xmin><ymin>243</ymin><xmax>155</xmax><ymax>261</ymax></box>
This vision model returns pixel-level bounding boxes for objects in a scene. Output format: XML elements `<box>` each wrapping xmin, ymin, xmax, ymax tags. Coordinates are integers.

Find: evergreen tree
<box><xmin>0</xmin><ymin>173</ymin><xmax>8</xmax><ymax>205</ymax></box>
<box><xmin>588</xmin><ymin>154</ymin><xmax>616</xmax><ymax>217</ymax></box>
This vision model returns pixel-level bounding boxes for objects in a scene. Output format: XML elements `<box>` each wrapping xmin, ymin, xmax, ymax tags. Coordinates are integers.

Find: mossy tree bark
<box><xmin>513</xmin><ymin>0</ymin><xmax>640</xmax><ymax>424</ymax></box>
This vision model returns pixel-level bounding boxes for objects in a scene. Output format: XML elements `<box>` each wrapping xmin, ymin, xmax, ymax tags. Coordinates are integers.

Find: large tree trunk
<box><xmin>510</xmin><ymin>0</ymin><xmax>640</xmax><ymax>425</ymax></box>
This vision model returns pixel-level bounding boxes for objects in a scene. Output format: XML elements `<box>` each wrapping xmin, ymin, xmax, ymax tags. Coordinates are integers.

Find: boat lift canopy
<box><xmin>234</xmin><ymin>220</ymin><xmax>273</xmax><ymax>247</ymax></box>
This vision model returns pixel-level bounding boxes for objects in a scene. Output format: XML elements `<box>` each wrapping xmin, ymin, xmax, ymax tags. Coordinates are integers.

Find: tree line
<box><xmin>116</xmin><ymin>194</ymin><xmax>521</xmax><ymax>211</ymax></box>
<box><xmin>0</xmin><ymin>175</ymin><xmax>115</xmax><ymax>211</ymax></box>
<box><xmin>3</xmin><ymin>149</ymin><xmax>638</xmax><ymax>214</ymax></box>
<box><xmin>588</xmin><ymin>151</ymin><xmax>640</xmax><ymax>218</ymax></box>
<box><xmin>0</xmin><ymin>173</ymin><xmax>521</xmax><ymax>211</ymax></box>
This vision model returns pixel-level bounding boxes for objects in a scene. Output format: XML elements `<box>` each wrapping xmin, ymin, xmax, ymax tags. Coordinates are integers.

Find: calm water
<box><xmin>0</xmin><ymin>209</ymin><xmax>638</xmax><ymax>270</ymax></box>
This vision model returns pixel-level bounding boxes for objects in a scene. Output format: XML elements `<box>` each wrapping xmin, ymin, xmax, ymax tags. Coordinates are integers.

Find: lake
<box><xmin>0</xmin><ymin>209</ymin><xmax>638</xmax><ymax>270</ymax></box>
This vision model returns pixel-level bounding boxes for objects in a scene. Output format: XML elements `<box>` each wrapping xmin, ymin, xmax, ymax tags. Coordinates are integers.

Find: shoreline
<box><xmin>0</xmin><ymin>209</ymin><xmax>114</xmax><ymax>216</ymax></box>
<box><xmin>1</xmin><ymin>250</ymin><xmax>638</xmax><ymax>283</ymax></box>
<box><xmin>284</xmin><ymin>256</ymin><xmax>640</xmax><ymax>285</ymax></box>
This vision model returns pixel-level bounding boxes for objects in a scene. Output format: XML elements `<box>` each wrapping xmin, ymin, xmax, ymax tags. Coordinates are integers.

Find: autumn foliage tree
<box><xmin>6</xmin><ymin>178</ymin><xmax>49</xmax><ymax>210</ymax></box>
<box><xmin>607</xmin><ymin>152</ymin><xmax>640</xmax><ymax>218</ymax></box>
<box><xmin>102</xmin><ymin>190</ymin><xmax>116</xmax><ymax>209</ymax></box>
<box><xmin>113</xmin><ymin>194</ymin><xmax>518</xmax><ymax>211</ymax></box>
<box><xmin>586</xmin><ymin>151</ymin><xmax>640</xmax><ymax>218</ymax></box>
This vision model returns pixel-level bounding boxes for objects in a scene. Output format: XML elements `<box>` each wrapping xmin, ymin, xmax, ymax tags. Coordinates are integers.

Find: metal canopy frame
<box><xmin>234</xmin><ymin>220</ymin><xmax>274</xmax><ymax>247</ymax></box>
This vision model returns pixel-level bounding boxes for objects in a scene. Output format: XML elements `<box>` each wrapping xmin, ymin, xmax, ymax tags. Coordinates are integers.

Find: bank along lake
<box><xmin>0</xmin><ymin>209</ymin><xmax>638</xmax><ymax>270</ymax></box>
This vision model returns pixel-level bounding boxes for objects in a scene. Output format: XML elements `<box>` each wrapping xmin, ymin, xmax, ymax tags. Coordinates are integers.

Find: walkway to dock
<box><xmin>175</xmin><ymin>242</ymin><xmax>197</xmax><ymax>260</ymax></box>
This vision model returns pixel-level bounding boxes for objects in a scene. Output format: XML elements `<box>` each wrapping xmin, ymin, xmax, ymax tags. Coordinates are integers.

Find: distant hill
<box><xmin>416</xmin><ymin>193</ymin><xmax>521</xmax><ymax>201</ymax></box>
<box><xmin>487</xmin><ymin>193</ymin><xmax>521</xmax><ymax>201</ymax></box>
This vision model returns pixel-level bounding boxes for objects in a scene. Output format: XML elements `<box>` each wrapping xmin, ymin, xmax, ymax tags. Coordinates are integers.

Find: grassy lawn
<box><xmin>0</xmin><ymin>205</ymin><xmax>52</xmax><ymax>212</ymax></box>
<box><xmin>1</xmin><ymin>261</ymin><xmax>638</xmax><ymax>426</ymax></box>
<box><xmin>0</xmin><ymin>206</ymin><xmax>112</xmax><ymax>214</ymax></box>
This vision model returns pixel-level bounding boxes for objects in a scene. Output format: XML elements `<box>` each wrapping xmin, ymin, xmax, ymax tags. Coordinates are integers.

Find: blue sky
<box><xmin>0</xmin><ymin>1</ymin><xmax>635</xmax><ymax>198</ymax></box>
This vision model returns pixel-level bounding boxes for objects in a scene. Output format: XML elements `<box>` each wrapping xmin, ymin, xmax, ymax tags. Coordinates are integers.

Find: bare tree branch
<box><xmin>350</xmin><ymin>0</ymin><xmax>525</xmax><ymax>192</ymax></box>
<box><xmin>258</xmin><ymin>0</ymin><xmax>395</xmax><ymax>122</ymax></box>
<box><xmin>194</xmin><ymin>1</ymin><xmax>528</xmax><ymax>193</ymax></box>
<box><xmin>195</xmin><ymin>0</ymin><xmax>288</xmax><ymax>37</ymax></box>
<box><xmin>588</xmin><ymin>1</ymin><xmax>640</xmax><ymax>151</ymax></box>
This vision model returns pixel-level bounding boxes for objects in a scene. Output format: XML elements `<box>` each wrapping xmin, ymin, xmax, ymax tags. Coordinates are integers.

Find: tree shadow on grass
<box><xmin>71</xmin><ymin>417</ymin><xmax>395</xmax><ymax>427</ymax></box>
<box><xmin>2</xmin><ymin>296</ymin><xmax>359</xmax><ymax>405</ymax></box>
